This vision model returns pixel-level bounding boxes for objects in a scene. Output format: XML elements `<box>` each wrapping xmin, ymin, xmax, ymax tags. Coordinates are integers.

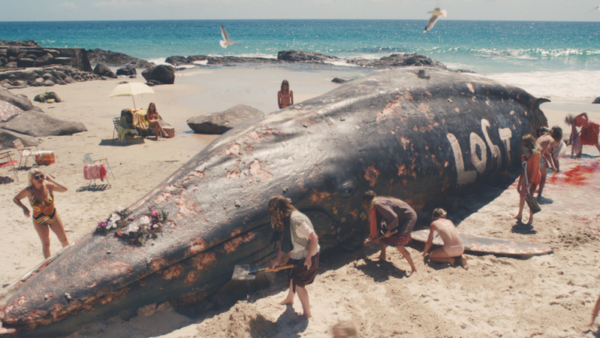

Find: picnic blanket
<box><xmin>84</xmin><ymin>163</ymin><xmax>107</xmax><ymax>181</ymax></box>
<box><xmin>132</xmin><ymin>108</ymin><xmax>149</xmax><ymax>131</ymax></box>
<box><xmin>0</xmin><ymin>100</ymin><xmax>25</xmax><ymax>122</ymax></box>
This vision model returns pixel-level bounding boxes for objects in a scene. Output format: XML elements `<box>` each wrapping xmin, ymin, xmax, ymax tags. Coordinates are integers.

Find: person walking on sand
<box><xmin>566</xmin><ymin>113</ymin><xmax>600</xmax><ymax>158</ymax></box>
<box><xmin>421</xmin><ymin>208</ymin><xmax>467</xmax><ymax>270</ymax></box>
<box><xmin>586</xmin><ymin>292</ymin><xmax>600</xmax><ymax>327</ymax></box>
<box><xmin>13</xmin><ymin>169</ymin><xmax>70</xmax><ymax>259</ymax></box>
<box><xmin>362</xmin><ymin>190</ymin><xmax>417</xmax><ymax>275</ymax></box>
<box><xmin>147</xmin><ymin>102</ymin><xmax>169</xmax><ymax>140</ymax></box>
<box><xmin>269</xmin><ymin>196</ymin><xmax>320</xmax><ymax>318</ymax></box>
<box><xmin>277</xmin><ymin>80</ymin><xmax>294</xmax><ymax>109</ymax></box>
<box><xmin>515</xmin><ymin>135</ymin><xmax>541</xmax><ymax>224</ymax></box>
<box><xmin>536</xmin><ymin>126</ymin><xmax>562</xmax><ymax>199</ymax></box>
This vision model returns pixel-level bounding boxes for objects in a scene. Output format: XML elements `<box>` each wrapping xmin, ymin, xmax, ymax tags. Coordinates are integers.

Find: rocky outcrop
<box><xmin>86</xmin><ymin>49</ymin><xmax>153</xmax><ymax>68</ymax></box>
<box><xmin>93</xmin><ymin>63</ymin><xmax>117</xmax><ymax>78</ymax></box>
<box><xmin>0</xmin><ymin>43</ymin><xmax>92</xmax><ymax>71</ymax></box>
<box><xmin>0</xmin><ymin>128</ymin><xmax>41</xmax><ymax>149</ymax></box>
<box><xmin>33</xmin><ymin>92</ymin><xmax>62</xmax><ymax>103</ymax></box>
<box><xmin>0</xmin><ymin>66</ymin><xmax>100</xmax><ymax>89</ymax></box>
<box><xmin>347</xmin><ymin>54</ymin><xmax>447</xmax><ymax>70</ymax></box>
<box><xmin>0</xmin><ymin>88</ymin><xmax>34</xmax><ymax>111</ymax></box>
<box><xmin>332</xmin><ymin>77</ymin><xmax>348</xmax><ymax>84</ymax></box>
<box><xmin>187</xmin><ymin>104</ymin><xmax>264</xmax><ymax>134</ymax></box>
<box><xmin>142</xmin><ymin>65</ymin><xmax>175</xmax><ymax>85</ymax></box>
<box><xmin>593</xmin><ymin>97</ymin><xmax>600</xmax><ymax>104</ymax></box>
<box><xmin>277</xmin><ymin>50</ymin><xmax>338</xmax><ymax>63</ymax></box>
<box><xmin>2</xmin><ymin>111</ymin><xmax>87</xmax><ymax>137</ymax></box>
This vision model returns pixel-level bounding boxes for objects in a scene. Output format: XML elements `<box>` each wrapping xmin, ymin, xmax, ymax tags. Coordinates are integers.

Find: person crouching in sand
<box><xmin>421</xmin><ymin>208</ymin><xmax>467</xmax><ymax>270</ymax></box>
<box><xmin>362</xmin><ymin>190</ymin><xmax>417</xmax><ymax>275</ymax></box>
<box><xmin>515</xmin><ymin>134</ymin><xmax>541</xmax><ymax>224</ymax></box>
<box><xmin>277</xmin><ymin>80</ymin><xmax>294</xmax><ymax>109</ymax></box>
<box><xmin>269</xmin><ymin>196</ymin><xmax>320</xmax><ymax>318</ymax></box>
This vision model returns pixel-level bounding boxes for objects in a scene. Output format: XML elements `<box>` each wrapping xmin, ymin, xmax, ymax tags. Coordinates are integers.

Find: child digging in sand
<box><xmin>362</xmin><ymin>190</ymin><xmax>417</xmax><ymax>276</ymax></box>
<box><xmin>421</xmin><ymin>208</ymin><xmax>467</xmax><ymax>269</ymax></box>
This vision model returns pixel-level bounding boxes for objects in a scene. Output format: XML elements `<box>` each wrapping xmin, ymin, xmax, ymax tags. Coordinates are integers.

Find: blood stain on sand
<box><xmin>547</xmin><ymin>161</ymin><xmax>600</xmax><ymax>187</ymax></box>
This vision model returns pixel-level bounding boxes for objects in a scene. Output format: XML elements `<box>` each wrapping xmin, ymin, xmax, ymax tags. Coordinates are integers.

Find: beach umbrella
<box><xmin>109</xmin><ymin>82</ymin><xmax>154</xmax><ymax>110</ymax></box>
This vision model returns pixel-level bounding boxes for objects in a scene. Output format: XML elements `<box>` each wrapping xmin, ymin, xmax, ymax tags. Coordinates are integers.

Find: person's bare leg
<box><xmin>429</xmin><ymin>248</ymin><xmax>455</xmax><ymax>265</ymax></box>
<box><xmin>49</xmin><ymin>217</ymin><xmax>69</xmax><ymax>248</ymax></box>
<box><xmin>459</xmin><ymin>255</ymin><xmax>468</xmax><ymax>270</ymax></box>
<box><xmin>369</xmin><ymin>243</ymin><xmax>387</xmax><ymax>260</ymax></box>
<box><xmin>586</xmin><ymin>292</ymin><xmax>600</xmax><ymax>326</ymax></box>
<box><xmin>515</xmin><ymin>183</ymin><xmax>526</xmax><ymax>221</ymax></box>
<box><xmin>595</xmin><ymin>142</ymin><xmax>600</xmax><ymax>155</ymax></box>
<box><xmin>33</xmin><ymin>222</ymin><xmax>51</xmax><ymax>259</ymax></box>
<box><xmin>537</xmin><ymin>162</ymin><xmax>548</xmax><ymax>198</ymax></box>
<box><xmin>279</xmin><ymin>279</ymin><xmax>294</xmax><ymax>305</ymax></box>
<box><xmin>396</xmin><ymin>246</ymin><xmax>417</xmax><ymax>275</ymax></box>
<box><xmin>296</xmin><ymin>285</ymin><xmax>311</xmax><ymax>318</ymax></box>
<box><xmin>526</xmin><ymin>183</ymin><xmax>538</xmax><ymax>225</ymax></box>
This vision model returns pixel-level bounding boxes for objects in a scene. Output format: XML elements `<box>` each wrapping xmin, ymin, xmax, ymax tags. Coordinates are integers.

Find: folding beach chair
<box><xmin>13</xmin><ymin>139</ymin><xmax>41</xmax><ymax>169</ymax></box>
<box><xmin>112</xmin><ymin>117</ymin><xmax>138</xmax><ymax>144</ymax></box>
<box><xmin>0</xmin><ymin>150</ymin><xmax>19</xmax><ymax>182</ymax></box>
<box><xmin>82</xmin><ymin>153</ymin><xmax>116</xmax><ymax>186</ymax></box>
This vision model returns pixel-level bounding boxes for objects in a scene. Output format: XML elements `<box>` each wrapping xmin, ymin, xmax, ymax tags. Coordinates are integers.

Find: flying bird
<box><xmin>219</xmin><ymin>24</ymin><xmax>236</xmax><ymax>48</ymax></box>
<box><xmin>591</xmin><ymin>3</ymin><xmax>600</xmax><ymax>11</ymax></box>
<box><xmin>424</xmin><ymin>8</ymin><xmax>447</xmax><ymax>33</ymax></box>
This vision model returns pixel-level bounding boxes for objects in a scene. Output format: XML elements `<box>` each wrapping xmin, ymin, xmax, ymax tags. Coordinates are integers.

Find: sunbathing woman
<box><xmin>277</xmin><ymin>80</ymin><xmax>294</xmax><ymax>109</ymax></box>
<box><xmin>147</xmin><ymin>102</ymin><xmax>169</xmax><ymax>139</ymax></box>
<box><xmin>13</xmin><ymin>169</ymin><xmax>69</xmax><ymax>258</ymax></box>
<box><xmin>515</xmin><ymin>134</ymin><xmax>541</xmax><ymax>224</ymax></box>
<box><xmin>269</xmin><ymin>196</ymin><xmax>320</xmax><ymax>318</ymax></box>
<box><xmin>565</xmin><ymin>113</ymin><xmax>600</xmax><ymax>157</ymax></box>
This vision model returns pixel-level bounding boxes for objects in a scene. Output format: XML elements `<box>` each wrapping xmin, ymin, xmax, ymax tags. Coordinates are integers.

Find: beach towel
<box><xmin>132</xmin><ymin>109</ymin><xmax>149</xmax><ymax>131</ymax></box>
<box><xmin>0</xmin><ymin>100</ymin><xmax>25</xmax><ymax>122</ymax></box>
<box><xmin>84</xmin><ymin>163</ymin><xmax>107</xmax><ymax>181</ymax></box>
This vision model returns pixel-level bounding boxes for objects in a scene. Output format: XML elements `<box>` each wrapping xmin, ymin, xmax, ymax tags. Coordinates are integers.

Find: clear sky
<box><xmin>1</xmin><ymin>0</ymin><xmax>600</xmax><ymax>22</ymax></box>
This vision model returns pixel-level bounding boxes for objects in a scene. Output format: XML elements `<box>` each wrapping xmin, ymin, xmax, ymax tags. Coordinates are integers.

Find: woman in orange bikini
<box><xmin>147</xmin><ymin>102</ymin><xmax>169</xmax><ymax>140</ymax></box>
<box><xmin>277</xmin><ymin>80</ymin><xmax>294</xmax><ymax>109</ymax></box>
<box><xmin>13</xmin><ymin>169</ymin><xmax>69</xmax><ymax>258</ymax></box>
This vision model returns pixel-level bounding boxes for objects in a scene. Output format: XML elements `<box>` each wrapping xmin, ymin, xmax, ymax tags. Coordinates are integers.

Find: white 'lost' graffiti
<box><xmin>446</xmin><ymin>119</ymin><xmax>512</xmax><ymax>186</ymax></box>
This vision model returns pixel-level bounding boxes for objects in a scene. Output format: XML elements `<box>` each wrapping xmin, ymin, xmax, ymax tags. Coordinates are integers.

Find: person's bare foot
<box><xmin>460</xmin><ymin>256</ymin><xmax>468</xmax><ymax>270</ymax></box>
<box><xmin>369</xmin><ymin>252</ymin><xmax>386</xmax><ymax>261</ymax></box>
<box><xmin>279</xmin><ymin>296</ymin><xmax>294</xmax><ymax>305</ymax></box>
<box><xmin>303</xmin><ymin>312</ymin><xmax>312</xmax><ymax>319</ymax></box>
<box><xmin>514</xmin><ymin>214</ymin><xmax>522</xmax><ymax>221</ymax></box>
<box><xmin>526</xmin><ymin>215</ymin><xmax>533</xmax><ymax>225</ymax></box>
<box><xmin>409</xmin><ymin>270</ymin><xmax>418</xmax><ymax>277</ymax></box>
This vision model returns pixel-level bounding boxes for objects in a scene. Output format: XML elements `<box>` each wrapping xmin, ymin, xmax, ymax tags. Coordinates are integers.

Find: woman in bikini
<box><xmin>515</xmin><ymin>134</ymin><xmax>542</xmax><ymax>224</ymax></box>
<box><xmin>13</xmin><ymin>169</ymin><xmax>69</xmax><ymax>258</ymax></box>
<box><xmin>421</xmin><ymin>208</ymin><xmax>467</xmax><ymax>269</ymax></box>
<box><xmin>147</xmin><ymin>102</ymin><xmax>169</xmax><ymax>140</ymax></box>
<box><xmin>277</xmin><ymin>80</ymin><xmax>294</xmax><ymax>109</ymax></box>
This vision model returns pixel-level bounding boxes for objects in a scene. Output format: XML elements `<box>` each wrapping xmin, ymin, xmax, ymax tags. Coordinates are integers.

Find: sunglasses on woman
<box><xmin>34</xmin><ymin>174</ymin><xmax>44</xmax><ymax>180</ymax></box>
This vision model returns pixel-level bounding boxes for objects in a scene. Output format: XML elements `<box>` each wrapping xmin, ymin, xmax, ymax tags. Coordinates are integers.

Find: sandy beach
<box><xmin>1</xmin><ymin>64</ymin><xmax>600</xmax><ymax>338</ymax></box>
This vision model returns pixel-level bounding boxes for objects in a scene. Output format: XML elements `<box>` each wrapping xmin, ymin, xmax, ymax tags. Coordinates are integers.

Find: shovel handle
<box><xmin>264</xmin><ymin>264</ymin><xmax>296</xmax><ymax>273</ymax></box>
<box><xmin>365</xmin><ymin>230</ymin><xmax>398</xmax><ymax>245</ymax></box>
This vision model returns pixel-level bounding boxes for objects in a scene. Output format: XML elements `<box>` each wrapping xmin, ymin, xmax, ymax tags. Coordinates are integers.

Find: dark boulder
<box><xmin>277</xmin><ymin>50</ymin><xmax>338</xmax><ymax>63</ymax></box>
<box><xmin>593</xmin><ymin>97</ymin><xmax>600</xmax><ymax>104</ymax></box>
<box><xmin>142</xmin><ymin>65</ymin><xmax>175</xmax><ymax>85</ymax></box>
<box><xmin>2</xmin><ymin>111</ymin><xmax>87</xmax><ymax>137</ymax></box>
<box><xmin>0</xmin><ymin>40</ymin><xmax>40</xmax><ymax>47</ymax></box>
<box><xmin>0</xmin><ymin>88</ymin><xmax>34</xmax><ymax>111</ymax></box>
<box><xmin>34</xmin><ymin>53</ymin><xmax>54</xmax><ymax>66</ymax></box>
<box><xmin>34</xmin><ymin>92</ymin><xmax>62</xmax><ymax>103</ymax></box>
<box><xmin>116</xmin><ymin>67</ymin><xmax>136</xmax><ymax>76</ymax></box>
<box><xmin>187</xmin><ymin>104</ymin><xmax>264</xmax><ymax>134</ymax></box>
<box><xmin>332</xmin><ymin>77</ymin><xmax>348</xmax><ymax>84</ymax></box>
<box><xmin>16</xmin><ymin>58</ymin><xmax>35</xmax><ymax>68</ymax></box>
<box><xmin>93</xmin><ymin>63</ymin><xmax>117</xmax><ymax>78</ymax></box>
<box><xmin>347</xmin><ymin>53</ymin><xmax>448</xmax><ymax>70</ymax></box>
<box><xmin>0</xmin><ymin>129</ymin><xmax>41</xmax><ymax>149</ymax></box>
<box><xmin>165</xmin><ymin>56</ymin><xmax>188</xmax><ymax>66</ymax></box>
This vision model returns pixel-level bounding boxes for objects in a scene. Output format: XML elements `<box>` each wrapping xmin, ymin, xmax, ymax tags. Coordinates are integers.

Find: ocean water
<box><xmin>1</xmin><ymin>20</ymin><xmax>600</xmax><ymax>99</ymax></box>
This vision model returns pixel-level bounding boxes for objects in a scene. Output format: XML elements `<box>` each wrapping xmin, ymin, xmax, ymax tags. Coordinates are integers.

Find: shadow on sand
<box><xmin>76</xmin><ymin>184</ymin><xmax>111</xmax><ymax>192</ymax></box>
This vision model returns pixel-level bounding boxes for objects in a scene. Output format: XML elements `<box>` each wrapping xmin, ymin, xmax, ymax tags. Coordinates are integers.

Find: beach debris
<box><xmin>332</xmin><ymin>77</ymin><xmax>348</xmax><ymax>84</ymax></box>
<box><xmin>33</xmin><ymin>92</ymin><xmax>62</xmax><ymax>103</ymax></box>
<box><xmin>219</xmin><ymin>24</ymin><xmax>237</xmax><ymax>49</ymax></box>
<box><xmin>96</xmin><ymin>207</ymin><xmax>167</xmax><ymax>246</ymax></box>
<box><xmin>64</xmin><ymin>293</ymin><xmax>71</xmax><ymax>301</ymax></box>
<box><xmin>424</xmin><ymin>8</ymin><xmax>447</xmax><ymax>33</ymax></box>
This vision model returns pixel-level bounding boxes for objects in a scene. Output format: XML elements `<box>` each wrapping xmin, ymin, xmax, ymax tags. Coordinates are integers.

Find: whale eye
<box><xmin>339</xmin><ymin>180</ymin><xmax>356</xmax><ymax>197</ymax></box>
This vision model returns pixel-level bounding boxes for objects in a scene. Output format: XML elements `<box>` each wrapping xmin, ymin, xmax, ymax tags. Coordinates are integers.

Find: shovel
<box><xmin>364</xmin><ymin>230</ymin><xmax>398</xmax><ymax>245</ymax></box>
<box><xmin>231</xmin><ymin>263</ymin><xmax>296</xmax><ymax>281</ymax></box>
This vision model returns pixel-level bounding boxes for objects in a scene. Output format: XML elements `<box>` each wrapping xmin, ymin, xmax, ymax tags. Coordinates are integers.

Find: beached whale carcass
<box><xmin>0</xmin><ymin>68</ymin><xmax>547</xmax><ymax>337</ymax></box>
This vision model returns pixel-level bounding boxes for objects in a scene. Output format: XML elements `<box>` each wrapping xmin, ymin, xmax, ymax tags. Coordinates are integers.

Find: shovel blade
<box><xmin>231</xmin><ymin>264</ymin><xmax>259</xmax><ymax>280</ymax></box>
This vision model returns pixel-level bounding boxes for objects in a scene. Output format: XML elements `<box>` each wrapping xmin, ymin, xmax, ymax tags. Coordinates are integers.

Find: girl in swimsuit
<box><xmin>515</xmin><ymin>134</ymin><xmax>542</xmax><ymax>224</ymax></box>
<box><xmin>147</xmin><ymin>102</ymin><xmax>169</xmax><ymax>140</ymax></box>
<box><xmin>422</xmin><ymin>208</ymin><xmax>468</xmax><ymax>269</ymax></box>
<box><xmin>277</xmin><ymin>80</ymin><xmax>294</xmax><ymax>109</ymax></box>
<box><xmin>13</xmin><ymin>169</ymin><xmax>70</xmax><ymax>259</ymax></box>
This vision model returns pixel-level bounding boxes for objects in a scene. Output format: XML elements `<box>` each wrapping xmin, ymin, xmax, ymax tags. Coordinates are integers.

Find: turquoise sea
<box><xmin>1</xmin><ymin>20</ymin><xmax>600</xmax><ymax>99</ymax></box>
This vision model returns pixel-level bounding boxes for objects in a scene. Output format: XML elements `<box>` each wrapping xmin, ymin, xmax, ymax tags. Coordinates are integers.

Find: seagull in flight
<box><xmin>219</xmin><ymin>24</ymin><xmax>237</xmax><ymax>48</ymax></box>
<box><xmin>424</xmin><ymin>8</ymin><xmax>447</xmax><ymax>33</ymax></box>
<box><xmin>591</xmin><ymin>3</ymin><xmax>600</xmax><ymax>11</ymax></box>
